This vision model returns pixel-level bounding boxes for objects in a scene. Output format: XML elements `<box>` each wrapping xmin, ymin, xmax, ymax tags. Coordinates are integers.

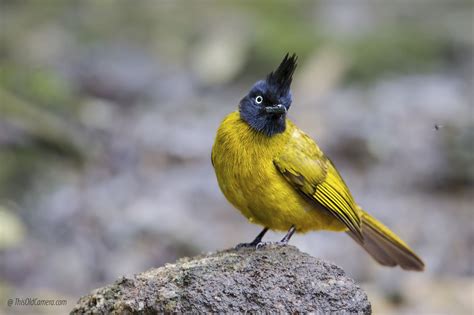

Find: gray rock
<box><xmin>70</xmin><ymin>245</ymin><xmax>371</xmax><ymax>314</ymax></box>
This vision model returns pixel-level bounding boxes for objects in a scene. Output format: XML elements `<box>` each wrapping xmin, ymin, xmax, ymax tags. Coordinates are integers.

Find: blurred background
<box><xmin>0</xmin><ymin>0</ymin><xmax>473</xmax><ymax>314</ymax></box>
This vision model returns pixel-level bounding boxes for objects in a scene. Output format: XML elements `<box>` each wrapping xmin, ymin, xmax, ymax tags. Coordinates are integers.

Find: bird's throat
<box><xmin>240</xmin><ymin>112</ymin><xmax>287</xmax><ymax>137</ymax></box>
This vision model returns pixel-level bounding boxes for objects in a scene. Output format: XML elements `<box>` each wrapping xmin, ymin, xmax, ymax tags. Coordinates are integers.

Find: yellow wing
<box><xmin>274</xmin><ymin>128</ymin><xmax>363</xmax><ymax>241</ymax></box>
<box><xmin>274</xmin><ymin>126</ymin><xmax>424</xmax><ymax>270</ymax></box>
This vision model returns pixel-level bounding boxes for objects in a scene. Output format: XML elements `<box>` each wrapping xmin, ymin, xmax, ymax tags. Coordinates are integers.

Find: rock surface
<box><xmin>71</xmin><ymin>245</ymin><xmax>371</xmax><ymax>314</ymax></box>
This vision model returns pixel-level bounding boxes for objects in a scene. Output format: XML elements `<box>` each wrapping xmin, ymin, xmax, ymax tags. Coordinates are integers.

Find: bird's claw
<box><xmin>235</xmin><ymin>241</ymin><xmax>285</xmax><ymax>250</ymax></box>
<box><xmin>256</xmin><ymin>241</ymin><xmax>288</xmax><ymax>249</ymax></box>
<box><xmin>256</xmin><ymin>242</ymin><xmax>270</xmax><ymax>249</ymax></box>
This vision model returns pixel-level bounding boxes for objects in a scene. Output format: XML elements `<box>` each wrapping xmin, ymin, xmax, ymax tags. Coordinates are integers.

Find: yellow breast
<box><xmin>212</xmin><ymin>111</ymin><xmax>345</xmax><ymax>232</ymax></box>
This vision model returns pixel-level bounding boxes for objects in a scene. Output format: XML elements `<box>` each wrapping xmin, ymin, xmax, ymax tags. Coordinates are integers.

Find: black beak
<box><xmin>265</xmin><ymin>104</ymin><xmax>287</xmax><ymax>114</ymax></box>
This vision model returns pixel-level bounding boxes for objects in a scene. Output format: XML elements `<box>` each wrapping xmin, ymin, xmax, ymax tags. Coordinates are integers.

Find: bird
<box><xmin>211</xmin><ymin>53</ymin><xmax>424</xmax><ymax>271</ymax></box>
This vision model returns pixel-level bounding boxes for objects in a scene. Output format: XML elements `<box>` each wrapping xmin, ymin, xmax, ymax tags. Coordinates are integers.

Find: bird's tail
<box><xmin>347</xmin><ymin>206</ymin><xmax>425</xmax><ymax>271</ymax></box>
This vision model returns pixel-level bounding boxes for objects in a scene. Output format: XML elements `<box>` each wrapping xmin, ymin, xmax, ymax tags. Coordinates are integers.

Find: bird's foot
<box><xmin>255</xmin><ymin>241</ymin><xmax>289</xmax><ymax>249</ymax></box>
<box><xmin>235</xmin><ymin>227</ymin><xmax>269</xmax><ymax>250</ymax></box>
<box><xmin>256</xmin><ymin>226</ymin><xmax>296</xmax><ymax>249</ymax></box>
<box><xmin>236</xmin><ymin>241</ymin><xmax>286</xmax><ymax>250</ymax></box>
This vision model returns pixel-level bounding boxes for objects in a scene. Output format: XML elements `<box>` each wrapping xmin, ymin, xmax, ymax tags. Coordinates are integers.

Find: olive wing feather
<box><xmin>274</xmin><ymin>129</ymin><xmax>363</xmax><ymax>241</ymax></box>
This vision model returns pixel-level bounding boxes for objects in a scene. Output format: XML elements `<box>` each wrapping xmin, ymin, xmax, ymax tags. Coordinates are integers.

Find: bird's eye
<box><xmin>255</xmin><ymin>95</ymin><xmax>263</xmax><ymax>104</ymax></box>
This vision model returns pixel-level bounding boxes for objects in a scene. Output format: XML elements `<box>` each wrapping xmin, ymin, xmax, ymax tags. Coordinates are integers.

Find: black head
<box><xmin>239</xmin><ymin>53</ymin><xmax>298</xmax><ymax>136</ymax></box>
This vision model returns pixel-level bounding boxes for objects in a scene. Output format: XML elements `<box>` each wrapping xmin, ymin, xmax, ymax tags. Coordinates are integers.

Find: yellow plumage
<box><xmin>212</xmin><ymin>111</ymin><xmax>344</xmax><ymax>232</ymax></box>
<box><xmin>212</xmin><ymin>111</ymin><xmax>424</xmax><ymax>271</ymax></box>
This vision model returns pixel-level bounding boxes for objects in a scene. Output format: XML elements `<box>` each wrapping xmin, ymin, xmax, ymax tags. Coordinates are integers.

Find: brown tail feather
<box><xmin>347</xmin><ymin>207</ymin><xmax>425</xmax><ymax>271</ymax></box>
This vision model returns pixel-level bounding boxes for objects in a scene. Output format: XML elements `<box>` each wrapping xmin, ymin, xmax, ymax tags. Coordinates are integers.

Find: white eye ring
<box><xmin>255</xmin><ymin>95</ymin><xmax>263</xmax><ymax>104</ymax></box>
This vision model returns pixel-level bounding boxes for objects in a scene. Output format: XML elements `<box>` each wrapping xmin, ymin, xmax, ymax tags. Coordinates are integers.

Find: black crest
<box><xmin>266</xmin><ymin>53</ymin><xmax>298</xmax><ymax>97</ymax></box>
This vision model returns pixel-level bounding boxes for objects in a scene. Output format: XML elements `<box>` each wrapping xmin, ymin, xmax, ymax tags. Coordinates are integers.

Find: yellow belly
<box><xmin>212</xmin><ymin>112</ymin><xmax>346</xmax><ymax>233</ymax></box>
